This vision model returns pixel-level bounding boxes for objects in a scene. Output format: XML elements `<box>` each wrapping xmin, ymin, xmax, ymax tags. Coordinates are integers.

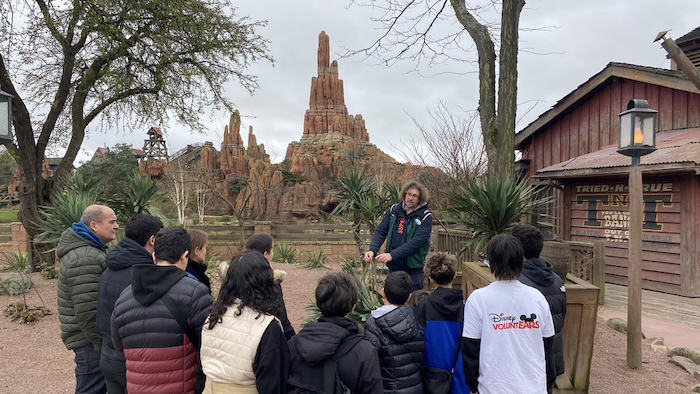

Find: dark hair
<box><xmin>125</xmin><ymin>214</ymin><xmax>163</xmax><ymax>247</ymax></box>
<box><xmin>487</xmin><ymin>234</ymin><xmax>524</xmax><ymax>280</ymax></box>
<box><xmin>188</xmin><ymin>229</ymin><xmax>208</xmax><ymax>252</ymax></box>
<box><xmin>400</xmin><ymin>181</ymin><xmax>429</xmax><ymax>205</ymax></box>
<box><xmin>245</xmin><ymin>233</ymin><xmax>274</xmax><ymax>254</ymax></box>
<box><xmin>154</xmin><ymin>226</ymin><xmax>191</xmax><ymax>264</ymax></box>
<box><xmin>207</xmin><ymin>252</ymin><xmax>281</xmax><ymax>329</ymax></box>
<box><xmin>424</xmin><ymin>252</ymin><xmax>456</xmax><ymax>285</ymax></box>
<box><xmin>315</xmin><ymin>272</ymin><xmax>358</xmax><ymax>317</ymax></box>
<box><xmin>511</xmin><ymin>224</ymin><xmax>543</xmax><ymax>259</ymax></box>
<box><xmin>408</xmin><ymin>290</ymin><xmax>429</xmax><ymax>309</ymax></box>
<box><xmin>384</xmin><ymin>271</ymin><xmax>413</xmax><ymax>305</ymax></box>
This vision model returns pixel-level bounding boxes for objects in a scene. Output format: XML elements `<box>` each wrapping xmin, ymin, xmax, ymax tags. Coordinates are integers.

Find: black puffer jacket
<box><xmin>364</xmin><ymin>304</ymin><xmax>424</xmax><ymax>394</ymax></box>
<box><xmin>519</xmin><ymin>257</ymin><xmax>567</xmax><ymax>376</ymax></box>
<box><xmin>96</xmin><ymin>236</ymin><xmax>154</xmax><ymax>374</ymax></box>
<box><xmin>111</xmin><ymin>264</ymin><xmax>212</xmax><ymax>394</ymax></box>
<box><xmin>288</xmin><ymin>315</ymin><xmax>382</xmax><ymax>393</ymax></box>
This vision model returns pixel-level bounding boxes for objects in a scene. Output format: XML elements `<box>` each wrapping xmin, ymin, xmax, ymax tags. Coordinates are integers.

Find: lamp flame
<box><xmin>634</xmin><ymin>128</ymin><xmax>643</xmax><ymax>144</ymax></box>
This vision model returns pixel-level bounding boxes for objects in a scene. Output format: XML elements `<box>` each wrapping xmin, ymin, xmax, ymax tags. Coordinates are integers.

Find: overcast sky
<box><xmin>76</xmin><ymin>0</ymin><xmax>700</xmax><ymax>165</ymax></box>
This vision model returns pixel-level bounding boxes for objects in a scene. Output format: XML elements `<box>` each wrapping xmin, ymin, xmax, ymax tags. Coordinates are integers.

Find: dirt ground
<box><xmin>0</xmin><ymin>262</ymin><xmax>697</xmax><ymax>394</ymax></box>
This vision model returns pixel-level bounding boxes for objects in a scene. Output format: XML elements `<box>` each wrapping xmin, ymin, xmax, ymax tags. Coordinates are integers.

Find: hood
<box><xmin>56</xmin><ymin>227</ymin><xmax>107</xmax><ymax>258</ymax></box>
<box><xmin>372</xmin><ymin>304</ymin><xmax>420</xmax><ymax>343</ymax></box>
<box><xmin>72</xmin><ymin>221</ymin><xmax>105</xmax><ymax>247</ymax></box>
<box><xmin>371</xmin><ymin>304</ymin><xmax>397</xmax><ymax>318</ymax></box>
<box><xmin>130</xmin><ymin>264</ymin><xmax>187</xmax><ymax>306</ymax></box>
<box><xmin>400</xmin><ymin>201</ymin><xmax>429</xmax><ymax>218</ymax></box>
<box><xmin>292</xmin><ymin>316</ymin><xmax>359</xmax><ymax>364</ymax></box>
<box><xmin>520</xmin><ymin>257</ymin><xmax>555</xmax><ymax>287</ymax></box>
<box><xmin>428</xmin><ymin>287</ymin><xmax>464</xmax><ymax>318</ymax></box>
<box><xmin>105</xmin><ymin>237</ymin><xmax>153</xmax><ymax>271</ymax></box>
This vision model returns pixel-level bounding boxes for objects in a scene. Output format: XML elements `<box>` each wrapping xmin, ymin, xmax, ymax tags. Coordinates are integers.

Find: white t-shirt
<box><xmin>462</xmin><ymin>280</ymin><xmax>555</xmax><ymax>394</ymax></box>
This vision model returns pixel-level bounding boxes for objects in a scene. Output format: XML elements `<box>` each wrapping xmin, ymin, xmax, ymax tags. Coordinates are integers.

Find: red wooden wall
<box><xmin>522</xmin><ymin>79</ymin><xmax>700</xmax><ymax>177</ymax></box>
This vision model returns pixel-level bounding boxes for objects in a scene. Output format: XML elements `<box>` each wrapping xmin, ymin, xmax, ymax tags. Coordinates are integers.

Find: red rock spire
<box><xmin>303</xmin><ymin>31</ymin><xmax>369</xmax><ymax>141</ymax></box>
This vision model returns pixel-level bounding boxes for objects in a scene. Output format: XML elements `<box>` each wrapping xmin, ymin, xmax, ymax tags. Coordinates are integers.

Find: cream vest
<box><xmin>200</xmin><ymin>300</ymin><xmax>280</xmax><ymax>388</ymax></box>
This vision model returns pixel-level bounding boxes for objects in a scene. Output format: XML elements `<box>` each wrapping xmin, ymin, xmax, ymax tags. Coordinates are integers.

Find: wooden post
<box><xmin>627</xmin><ymin>165</ymin><xmax>643</xmax><ymax>369</ymax></box>
<box><xmin>591</xmin><ymin>240</ymin><xmax>606</xmax><ymax>305</ymax></box>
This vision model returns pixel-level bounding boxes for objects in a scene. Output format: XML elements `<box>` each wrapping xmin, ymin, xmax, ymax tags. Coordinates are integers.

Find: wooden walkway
<box><xmin>603</xmin><ymin>283</ymin><xmax>700</xmax><ymax>330</ymax></box>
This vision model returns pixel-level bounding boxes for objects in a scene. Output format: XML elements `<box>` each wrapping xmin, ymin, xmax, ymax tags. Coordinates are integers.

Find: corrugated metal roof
<box><xmin>677</xmin><ymin>26</ymin><xmax>700</xmax><ymax>45</ymax></box>
<box><xmin>536</xmin><ymin>128</ymin><xmax>700</xmax><ymax>175</ymax></box>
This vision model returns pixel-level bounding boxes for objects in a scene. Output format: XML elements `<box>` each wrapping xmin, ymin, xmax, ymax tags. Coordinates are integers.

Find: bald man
<box><xmin>57</xmin><ymin>204</ymin><xmax>118</xmax><ymax>394</ymax></box>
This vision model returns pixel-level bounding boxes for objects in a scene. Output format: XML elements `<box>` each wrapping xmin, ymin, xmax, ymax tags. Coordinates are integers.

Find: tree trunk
<box><xmin>494</xmin><ymin>0</ymin><xmax>525</xmax><ymax>179</ymax></box>
<box><xmin>451</xmin><ymin>0</ymin><xmax>525</xmax><ymax>179</ymax></box>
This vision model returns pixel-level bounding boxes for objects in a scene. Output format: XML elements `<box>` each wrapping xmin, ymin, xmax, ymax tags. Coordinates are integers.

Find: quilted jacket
<box><xmin>111</xmin><ymin>264</ymin><xmax>212</xmax><ymax>394</ymax></box>
<box><xmin>56</xmin><ymin>227</ymin><xmax>108</xmax><ymax>353</ymax></box>
<box><xmin>364</xmin><ymin>304</ymin><xmax>424</xmax><ymax>394</ymax></box>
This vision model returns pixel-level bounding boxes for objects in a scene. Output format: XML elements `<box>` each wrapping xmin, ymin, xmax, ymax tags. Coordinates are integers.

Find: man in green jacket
<box><xmin>57</xmin><ymin>204</ymin><xmax>119</xmax><ymax>394</ymax></box>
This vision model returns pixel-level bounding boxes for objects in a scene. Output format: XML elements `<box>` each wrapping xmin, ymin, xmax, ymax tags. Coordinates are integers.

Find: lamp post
<box><xmin>0</xmin><ymin>90</ymin><xmax>13</xmax><ymax>144</ymax></box>
<box><xmin>617</xmin><ymin>99</ymin><xmax>657</xmax><ymax>369</ymax></box>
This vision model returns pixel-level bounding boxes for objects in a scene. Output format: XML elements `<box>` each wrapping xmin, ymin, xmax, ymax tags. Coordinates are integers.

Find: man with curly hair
<box><xmin>364</xmin><ymin>181</ymin><xmax>433</xmax><ymax>291</ymax></box>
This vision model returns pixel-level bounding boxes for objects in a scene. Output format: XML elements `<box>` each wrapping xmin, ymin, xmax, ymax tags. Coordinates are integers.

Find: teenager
<box><xmin>462</xmin><ymin>234</ymin><xmax>555</xmax><ymax>394</ymax></box>
<box><xmin>200</xmin><ymin>252</ymin><xmax>289</xmax><ymax>393</ymax></box>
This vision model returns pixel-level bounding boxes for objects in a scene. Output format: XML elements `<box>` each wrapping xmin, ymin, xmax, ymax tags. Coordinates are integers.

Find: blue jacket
<box><xmin>415</xmin><ymin>287</ymin><xmax>470</xmax><ymax>394</ymax></box>
<box><xmin>365</xmin><ymin>304</ymin><xmax>424</xmax><ymax>394</ymax></box>
<box><xmin>369</xmin><ymin>202</ymin><xmax>432</xmax><ymax>273</ymax></box>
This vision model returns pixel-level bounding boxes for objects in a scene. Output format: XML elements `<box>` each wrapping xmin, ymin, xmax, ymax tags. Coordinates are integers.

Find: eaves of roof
<box><xmin>533</xmin><ymin>127</ymin><xmax>700</xmax><ymax>179</ymax></box>
<box><xmin>515</xmin><ymin>62</ymin><xmax>700</xmax><ymax>150</ymax></box>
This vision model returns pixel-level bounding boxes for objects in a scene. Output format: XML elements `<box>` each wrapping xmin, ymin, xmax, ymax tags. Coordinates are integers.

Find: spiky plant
<box><xmin>443</xmin><ymin>175</ymin><xmax>553</xmax><ymax>255</ymax></box>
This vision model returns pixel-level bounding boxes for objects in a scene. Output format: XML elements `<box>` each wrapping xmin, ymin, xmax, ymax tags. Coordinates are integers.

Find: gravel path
<box><xmin>0</xmin><ymin>264</ymin><xmax>696</xmax><ymax>393</ymax></box>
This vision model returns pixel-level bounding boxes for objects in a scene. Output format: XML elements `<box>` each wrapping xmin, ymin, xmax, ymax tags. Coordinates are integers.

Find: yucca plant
<box><xmin>303</xmin><ymin>260</ymin><xmax>383</xmax><ymax>325</ymax></box>
<box><xmin>443</xmin><ymin>175</ymin><xmax>553</xmax><ymax>256</ymax></box>
<box><xmin>303</xmin><ymin>249</ymin><xmax>328</xmax><ymax>269</ymax></box>
<box><xmin>36</xmin><ymin>191</ymin><xmax>99</xmax><ymax>245</ymax></box>
<box><xmin>273</xmin><ymin>242</ymin><xmax>299</xmax><ymax>264</ymax></box>
<box><xmin>113</xmin><ymin>174</ymin><xmax>165</xmax><ymax>223</ymax></box>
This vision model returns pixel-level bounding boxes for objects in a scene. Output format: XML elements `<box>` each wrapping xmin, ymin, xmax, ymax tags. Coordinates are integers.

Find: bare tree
<box><xmin>397</xmin><ymin>101</ymin><xmax>487</xmax><ymax>199</ymax></box>
<box><xmin>347</xmin><ymin>0</ymin><xmax>525</xmax><ymax>179</ymax></box>
<box><xmin>163</xmin><ymin>160</ymin><xmax>195</xmax><ymax>225</ymax></box>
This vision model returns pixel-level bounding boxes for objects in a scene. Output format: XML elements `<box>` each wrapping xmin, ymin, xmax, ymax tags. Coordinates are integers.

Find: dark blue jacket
<box><xmin>369</xmin><ymin>202</ymin><xmax>432</xmax><ymax>273</ymax></box>
<box><xmin>365</xmin><ymin>304</ymin><xmax>424</xmax><ymax>394</ymax></box>
<box><xmin>415</xmin><ymin>287</ymin><xmax>470</xmax><ymax>394</ymax></box>
<box><xmin>519</xmin><ymin>257</ymin><xmax>567</xmax><ymax>377</ymax></box>
<box><xmin>96</xmin><ymin>236</ymin><xmax>154</xmax><ymax>373</ymax></box>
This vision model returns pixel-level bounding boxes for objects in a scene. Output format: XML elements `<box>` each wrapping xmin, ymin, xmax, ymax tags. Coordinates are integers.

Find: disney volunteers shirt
<box><xmin>462</xmin><ymin>280</ymin><xmax>554</xmax><ymax>394</ymax></box>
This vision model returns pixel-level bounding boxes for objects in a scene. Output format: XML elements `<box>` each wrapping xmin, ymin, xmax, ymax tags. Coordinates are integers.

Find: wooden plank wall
<box><xmin>563</xmin><ymin>176</ymin><xmax>692</xmax><ymax>296</ymax></box>
<box><xmin>523</xmin><ymin>79</ymin><xmax>700</xmax><ymax>177</ymax></box>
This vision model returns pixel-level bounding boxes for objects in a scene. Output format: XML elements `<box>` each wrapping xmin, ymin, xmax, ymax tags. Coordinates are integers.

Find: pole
<box><xmin>626</xmin><ymin>164</ymin><xmax>643</xmax><ymax>369</ymax></box>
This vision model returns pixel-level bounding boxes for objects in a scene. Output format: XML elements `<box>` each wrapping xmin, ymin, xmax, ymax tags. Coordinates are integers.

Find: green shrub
<box><xmin>220</xmin><ymin>215</ymin><xmax>231</xmax><ymax>223</ymax></box>
<box><xmin>0</xmin><ymin>273</ymin><xmax>33</xmax><ymax>296</ymax></box>
<box><xmin>303</xmin><ymin>249</ymin><xmax>328</xmax><ymax>269</ymax></box>
<box><xmin>273</xmin><ymin>242</ymin><xmax>299</xmax><ymax>264</ymax></box>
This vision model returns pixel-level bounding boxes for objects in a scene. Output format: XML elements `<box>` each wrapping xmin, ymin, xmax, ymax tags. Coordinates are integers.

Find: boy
<box><xmin>462</xmin><ymin>234</ymin><xmax>555</xmax><ymax>394</ymax></box>
<box><xmin>111</xmin><ymin>226</ymin><xmax>212</xmax><ymax>394</ymax></box>
<box><xmin>415</xmin><ymin>252</ymin><xmax>470</xmax><ymax>394</ymax></box>
<box><xmin>364</xmin><ymin>271</ymin><xmax>424</xmax><ymax>394</ymax></box>
<box><xmin>512</xmin><ymin>224</ymin><xmax>567</xmax><ymax>389</ymax></box>
<box><xmin>287</xmin><ymin>272</ymin><xmax>382</xmax><ymax>393</ymax></box>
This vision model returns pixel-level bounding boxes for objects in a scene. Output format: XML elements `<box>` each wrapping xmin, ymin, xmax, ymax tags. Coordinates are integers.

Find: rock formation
<box><xmin>170</xmin><ymin>31</ymin><xmax>439</xmax><ymax>220</ymax></box>
<box><xmin>303</xmin><ymin>31</ymin><xmax>369</xmax><ymax>141</ymax></box>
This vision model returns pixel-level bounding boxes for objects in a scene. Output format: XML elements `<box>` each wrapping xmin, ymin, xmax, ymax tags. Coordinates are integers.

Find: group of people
<box><xmin>56</xmin><ymin>180</ymin><xmax>566</xmax><ymax>394</ymax></box>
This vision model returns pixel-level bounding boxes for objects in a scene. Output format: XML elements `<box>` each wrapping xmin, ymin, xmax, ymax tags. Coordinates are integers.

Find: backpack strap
<box><xmin>161</xmin><ymin>294</ymin><xmax>200</xmax><ymax>350</ymax></box>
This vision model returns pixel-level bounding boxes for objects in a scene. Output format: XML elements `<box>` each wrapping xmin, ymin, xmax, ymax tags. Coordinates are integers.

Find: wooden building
<box><xmin>516</xmin><ymin>62</ymin><xmax>700</xmax><ymax>297</ymax></box>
